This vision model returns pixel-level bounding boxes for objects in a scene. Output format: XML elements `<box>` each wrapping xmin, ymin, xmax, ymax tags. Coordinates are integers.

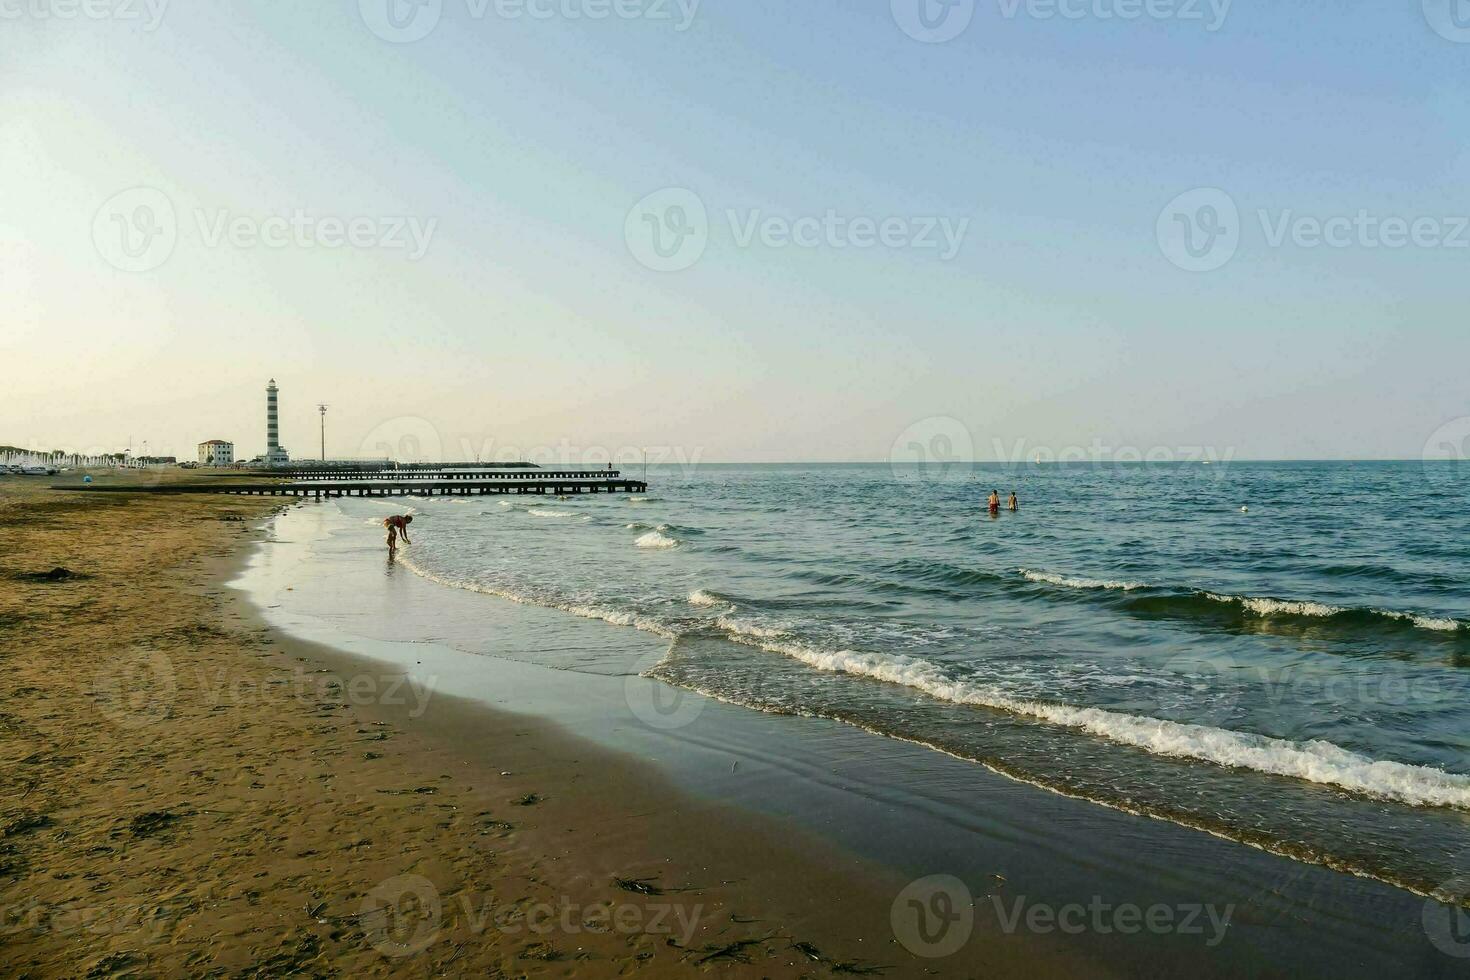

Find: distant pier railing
<box><xmin>52</xmin><ymin>476</ymin><xmax>648</xmax><ymax>499</ymax></box>
<box><xmin>277</xmin><ymin>468</ymin><xmax>625</xmax><ymax>482</ymax></box>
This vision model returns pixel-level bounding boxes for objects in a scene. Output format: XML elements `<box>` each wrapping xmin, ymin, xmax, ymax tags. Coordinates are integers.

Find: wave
<box><xmin>1020</xmin><ymin>569</ymin><xmax>1146</xmax><ymax>592</ymax></box>
<box><xmin>526</xmin><ymin>507</ymin><xmax>577</xmax><ymax>518</ymax></box>
<box><xmin>1200</xmin><ymin>593</ymin><xmax>1463</xmax><ymax>633</ymax></box>
<box><xmin>635</xmin><ymin>529</ymin><xmax>680</xmax><ymax>550</ymax></box>
<box><xmin>689</xmin><ymin>589</ymin><xmax>733</xmax><ymax>608</ymax></box>
<box><xmin>1020</xmin><ymin>569</ymin><xmax>1465</xmax><ymax>634</ymax></box>
<box><xmin>712</xmin><ymin>626</ymin><xmax>1470</xmax><ymax>811</ymax></box>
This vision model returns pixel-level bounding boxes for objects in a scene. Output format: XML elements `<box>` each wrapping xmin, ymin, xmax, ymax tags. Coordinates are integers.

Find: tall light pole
<box><xmin>318</xmin><ymin>404</ymin><xmax>328</xmax><ymax>462</ymax></box>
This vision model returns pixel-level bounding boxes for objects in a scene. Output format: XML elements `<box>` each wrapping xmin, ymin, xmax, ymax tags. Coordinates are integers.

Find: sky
<box><xmin>3</xmin><ymin>0</ymin><xmax>1468</xmax><ymax>464</ymax></box>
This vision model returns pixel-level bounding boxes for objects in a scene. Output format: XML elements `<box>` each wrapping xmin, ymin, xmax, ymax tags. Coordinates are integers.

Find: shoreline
<box><xmin>0</xmin><ymin>481</ymin><xmax>1086</xmax><ymax>976</ymax></box>
<box><xmin>236</xmin><ymin>496</ymin><xmax>1468</xmax><ymax>978</ymax></box>
<box><xmin>3</xmin><ymin>480</ymin><xmax>1465</xmax><ymax>976</ymax></box>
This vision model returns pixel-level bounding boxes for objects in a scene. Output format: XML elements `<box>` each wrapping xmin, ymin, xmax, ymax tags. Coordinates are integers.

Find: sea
<box><xmin>318</xmin><ymin>461</ymin><xmax>1470</xmax><ymax>902</ymax></box>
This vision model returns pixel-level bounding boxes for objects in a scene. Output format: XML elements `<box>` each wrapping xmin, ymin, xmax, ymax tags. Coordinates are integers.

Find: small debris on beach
<box><xmin>612</xmin><ymin>876</ymin><xmax>663</xmax><ymax>896</ymax></box>
<box><xmin>511</xmin><ymin>793</ymin><xmax>542</xmax><ymax>807</ymax></box>
<box><xmin>694</xmin><ymin>938</ymin><xmax>766</xmax><ymax>965</ymax></box>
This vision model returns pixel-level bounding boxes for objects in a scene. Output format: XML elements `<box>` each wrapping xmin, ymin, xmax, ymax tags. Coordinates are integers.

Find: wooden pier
<box><xmin>52</xmin><ymin>470</ymin><xmax>648</xmax><ymax>499</ymax></box>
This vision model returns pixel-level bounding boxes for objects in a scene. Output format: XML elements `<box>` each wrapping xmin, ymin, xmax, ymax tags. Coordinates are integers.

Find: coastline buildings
<box><xmin>265</xmin><ymin>379</ymin><xmax>289</xmax><ymax>466</ymax></box>
<box><xmin>198</xmin><ymin>440</ymin><xmax>234</xmax><ymax>467</ymax></box>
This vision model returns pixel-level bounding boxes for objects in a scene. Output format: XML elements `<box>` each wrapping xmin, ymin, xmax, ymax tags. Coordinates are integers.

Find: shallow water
<box><xmin>344</xmin><ymin>461</ymin><xmax>1470</xmax><ymax>899</ymax></box>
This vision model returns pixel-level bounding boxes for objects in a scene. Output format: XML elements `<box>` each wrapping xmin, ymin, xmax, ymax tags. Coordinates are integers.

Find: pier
<box><xmin>51</xmin><ymin>470</ymin><xmax>648</xmax><ymax>499</ymax></box>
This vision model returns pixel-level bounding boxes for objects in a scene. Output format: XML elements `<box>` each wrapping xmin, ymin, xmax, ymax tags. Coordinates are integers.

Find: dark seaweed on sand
<box><xmin>127</xmin><ymin>810</ymin><xmax>180</xmax><ymax>838</ymax></box>
<box><xmin>9</xmin><ymin>567</ymin><xmax>86</xmax><ymax>583</ymax></box>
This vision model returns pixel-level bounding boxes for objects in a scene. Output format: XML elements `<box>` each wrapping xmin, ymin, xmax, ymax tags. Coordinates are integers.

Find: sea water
<box><xmin>334</xmin><ymin>461</ymin><xmax>1470</xmax><ymax>900</ymax></box>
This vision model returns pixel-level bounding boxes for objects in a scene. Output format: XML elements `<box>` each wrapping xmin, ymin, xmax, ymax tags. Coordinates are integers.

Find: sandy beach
<box><xmin>3</xmin><ymin>477</ymin><xmax>1462</xmax><ymax>977</ymax></box>
<box><xmin>3</xmin><ymin>476</ymin><xmax>1127</xmax><ymax>977</ymax></box>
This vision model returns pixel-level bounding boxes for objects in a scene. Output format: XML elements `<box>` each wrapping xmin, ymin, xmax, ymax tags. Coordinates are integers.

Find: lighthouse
<box><xmin>265</xmin><ymin>379</ymin><xmax>290</xmax><ymax>466</ymax></box>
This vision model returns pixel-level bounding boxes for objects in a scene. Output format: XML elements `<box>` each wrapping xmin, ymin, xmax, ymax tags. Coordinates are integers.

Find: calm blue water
<box><xmin>375</xmin><ymin>461</ymin><xmax>1469</xmax><ymax>898</ymax></box>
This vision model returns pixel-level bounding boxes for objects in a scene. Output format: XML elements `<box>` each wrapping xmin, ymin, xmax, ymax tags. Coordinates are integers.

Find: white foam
<box><xmin>1021</xmin><ymin>569</ymin><xmax>1146</xmax><ymax>592</ymax></box>
<box><xmin>1206</xmin><ymin>593</ymin><xmax>1463</xmax><ymax>632</ymax></box>
<box><xmin>1208</xmin><ymin>594</ymin><xmax>1346</xmax><ymax>618</ymax></box>
<box><xmin>635</xmin><ymin>530</ymin><xmax>680</xmax><ymax>550</ymax></box>
<box><xmin>731</xmin><ymin>635</ymin><xmax>1470</xmax><ymax>811</ymax></box>
<box><xmin>689</xmin><ymin>589</ymin><xmax>730</xmax><ymax>608</ymax></box>
<box><xmin>526</xmin><ymin>507</ymin><xmax>576</xmax><ymax>518</ymax></box>
<box><xmin>395</xmin><ymin>554</ymin><xmax>678</xmax><ymax>639</ymax></box>
<box><xmin>1406</xmin><ymin>614</ymin><xmax>1461</xmax><ymax>632</ymax></box>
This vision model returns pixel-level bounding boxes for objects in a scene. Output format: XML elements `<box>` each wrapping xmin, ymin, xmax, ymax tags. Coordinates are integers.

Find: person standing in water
<box><xmin>383</xmin><ymin>515</ymin><xmax>412</xmax><ymax>553</ymax></box>
<box><xmin>1008</xmin><ymin>491</ymin><xmax>1019</xmax><ymax>512</ymax></box>
<box><xmin>988</xmin><ymin>490</ymin><xmax>1001</xmax><ymax>516</ymax></box>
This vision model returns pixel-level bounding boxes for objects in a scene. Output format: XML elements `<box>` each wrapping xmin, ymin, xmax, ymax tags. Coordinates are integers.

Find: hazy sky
<box><xmin>4</xmin><ymin>1</ymin><xmax>1467</xmax><ymax>463</ymax></box>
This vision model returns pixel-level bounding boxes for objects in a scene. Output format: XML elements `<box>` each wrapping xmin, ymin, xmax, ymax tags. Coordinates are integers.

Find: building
<box><xmin>265</xmin><ymin>379</ymin><xmax>289</xmax><ymax>466</ymax></box>
<box><xmin>198</xmin><ymin>441</ymin><xmax>234</xmax><ymax>467</ymax></box>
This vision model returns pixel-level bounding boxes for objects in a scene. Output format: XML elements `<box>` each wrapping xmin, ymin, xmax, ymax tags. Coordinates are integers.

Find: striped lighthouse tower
<box><xmin>265</xmin><ymin>379</ymin><xmax>289</xmax><ymax>466</ymax></box>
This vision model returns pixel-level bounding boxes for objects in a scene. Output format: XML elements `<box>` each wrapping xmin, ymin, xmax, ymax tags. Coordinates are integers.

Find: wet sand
<box><xmin>3</xmin><ymin>475</ymin><xmax>1465</xmax><ymax>978</ymax></box>
<box><xmin>0</xmin><ymin>476</ymin><xmax>1097</xmax><ymax>977</ymax></box>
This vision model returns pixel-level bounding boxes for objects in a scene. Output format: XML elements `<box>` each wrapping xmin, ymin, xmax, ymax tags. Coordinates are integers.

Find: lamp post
<box><xmin>318</xmin><ymin>404</ymin><xmax>328</xmax><ymax>462</ymax></box>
